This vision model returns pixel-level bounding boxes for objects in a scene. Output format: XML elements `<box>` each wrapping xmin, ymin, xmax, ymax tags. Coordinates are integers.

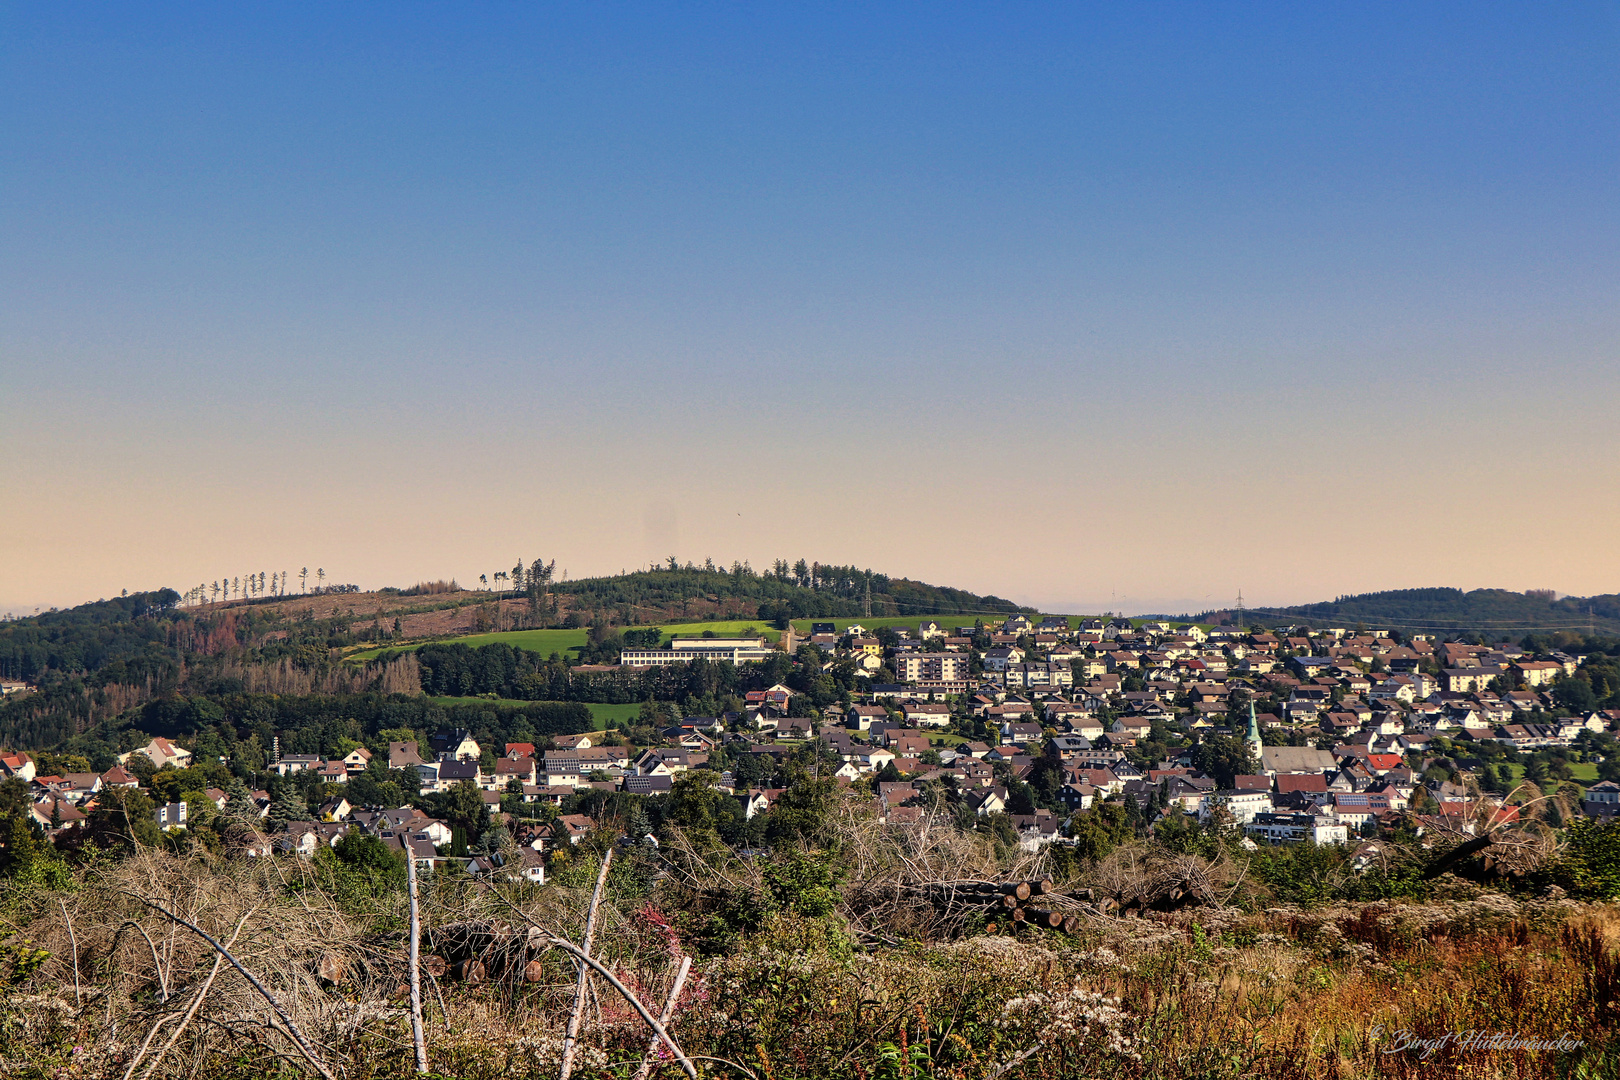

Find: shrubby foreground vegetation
<box><xmin>2</xmin><ymin>798</ymin><xmax>1620</xmax><ymax>1080</ymax></box>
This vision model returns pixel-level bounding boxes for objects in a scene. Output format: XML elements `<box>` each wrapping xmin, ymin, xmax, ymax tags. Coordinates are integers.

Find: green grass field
<box><xmin>652</xmin><ymin>620</ymin><xmax>781</xmax><ymax>641</ymax></box>
<box><xmin>350</xmin><ymin>627</ymin><xmax>591</xmax><ymax>661</ymax></box>
<box><xmin>351</xmin><ymin>620</ymin><xmax>784</xmax><ymax>662</ymax></box>
<box><xmin>1489</xmin><ymin>760</ymin><xmax>1599</xmax><ymax>786</ymax></box>
<box><xmin>585</xmin><ymin>702</ymin><xmax>643</xmax><ymax>729</ymax></box>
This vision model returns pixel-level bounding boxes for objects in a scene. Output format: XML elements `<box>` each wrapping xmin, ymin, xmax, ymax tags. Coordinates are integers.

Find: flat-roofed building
<box><xmin>620</xmin><ymin>637</ymin><xmax>777</xmax><ymax>667</ymax></box>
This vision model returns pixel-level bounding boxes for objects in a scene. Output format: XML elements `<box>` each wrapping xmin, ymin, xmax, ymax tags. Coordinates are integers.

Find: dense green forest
<box><xmin>553</xmin><ymin>560</ymin><xmax>1029</xmax><ymax>622</ymax></box>
<box><xmin>0</xmin><ymin>588</ymin><xmax>410</xmax><ymax>749</ymax></box>
<box><xmin>1207</xmin><ymin>587</ymin><xmax>1620</xmax><ymax>638</ymax></box>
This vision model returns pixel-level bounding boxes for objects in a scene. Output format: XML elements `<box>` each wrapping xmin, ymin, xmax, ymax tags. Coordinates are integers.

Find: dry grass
<box><xmin>1</xmin><ymin>831</ymin><xmax>1617</xmax><ymax>1080</ymax></box>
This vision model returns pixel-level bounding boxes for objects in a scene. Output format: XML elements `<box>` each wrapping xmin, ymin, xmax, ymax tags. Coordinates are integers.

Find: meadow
<box><xmin>349</xmin><ymin>620</ymin><xmax>783</xmax><ymax>662</ymax></box>
<box><xmin>1493</xmin><ymin>760</ymin><xmax>1601</xmax><ymax>784</ymax></box>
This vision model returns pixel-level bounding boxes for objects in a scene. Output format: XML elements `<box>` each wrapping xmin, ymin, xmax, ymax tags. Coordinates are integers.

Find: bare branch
<box><xmin>559</xmin><ymin>847</ymin><xmax>613</xmax><ymax>1080</ymax></box>
<box><xmin>632</xmin><ymin>955</ymin><xmax>691</xmax><ymax>1080</ymax></box>
<box><xmin>121</xmin><ymin>891</ymin><xmax>337</xmax><ymax>1080</ymax></box>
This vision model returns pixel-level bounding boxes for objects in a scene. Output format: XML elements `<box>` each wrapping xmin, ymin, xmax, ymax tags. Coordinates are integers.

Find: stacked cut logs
<box><xmin>917</xmin><ymin>878</ymin><xmax>1080</xmax><ymax>933</ymax></box>
<box><xmin>917</xmin><ymin>872</ymin><xmax>1218</xmax><ymax>929</ymax></box>
<box><xmin>321</xmin><ymin>921</ymin><xmax>553</xmax><ymax>998</ymax></box>
<box><xmin>418</xmin><ymin>921</ymin><xmax>548</xmax><ymax>986</ymax></box>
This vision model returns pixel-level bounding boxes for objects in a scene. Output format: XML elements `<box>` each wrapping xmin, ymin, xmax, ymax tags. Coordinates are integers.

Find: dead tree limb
<box><xmin>112</xmin><ymin>920</ymin><xmax>170</xmax><ymax>1002</ymax></box>
<box><xmin>58</xmin><ymin>898</ymin><xmax>81</xmax><ymax>1008</ymax></box>
<box><xmin>632</xmin><ymin>955</ymin><xmax>691</xmax><ymax>1080</ymax></box>
<box><xmin>559</xmin><ymin>847</ymin><xmax>613</xmax><ymax>1080</ymax></box>
<box><xmin>137</xmin><ymin>912</ymin><xmax>251</xmax><ymax>1080</ymax></box>
<box><xmin>488</xmin><ymin>886</ymin><xmax>699</xmax><ymax>1080</ymax></box>
<box><xmin>407</xmin><ymin>844</ymin><xmax>428</xmax><ymax>1073</ymax></box>
<box><xmin>123</xmin><ymin>891</ymin><xmax>337</xmax><ymax>1080</ymax></box>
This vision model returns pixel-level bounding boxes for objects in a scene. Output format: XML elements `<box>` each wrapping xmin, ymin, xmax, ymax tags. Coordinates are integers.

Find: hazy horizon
<box><xmin>5</xmin><ymin>5</ymin><xmax>1618</xmax><ymax>618</ymax></box>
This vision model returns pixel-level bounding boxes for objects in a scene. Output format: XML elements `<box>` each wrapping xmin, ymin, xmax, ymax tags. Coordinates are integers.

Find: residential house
<box><xmin>126</xmin><ymin>737</ymin><xmax>193</xmax><ymax>771</ymax></box>
<box><xmin>963</xmin><ymin>786</ymin><xmax>1009</xmax><ymax>815</ymax></box>
<box><xmin>274</xmin><ymin>754</ymin><xmax>322</xmax><ymax>777</ymax></box>
<box><xmin>1584</xmin><ymin>781</ymin><xmax>1620</xmax><ymax>818</ymax></box>
<box><xmin>1444</xmin><ymin>669</ymin><xmax>1496</xmax><ymax>695</ymax></box>
<box><xmin>1001</xmin><ymin>721</ymin><xmax>1044</xmax><ymax>746</ymax></box>
<box><xmin>100</xmin><ymin>765</ymin><xmax>139</xmax><ymax>790</ymax></box>
<box><xmin>388</xmin><ymin>741</ymin><xmax>425</xmax><ymax>770</ymax></box>
<box><xmin>154</xmin><ymin>801</ymin><xmax>188</xmax><ymax>830</ymax></box>
<box><xmin>1199</xmin><ymin>789</ymin><xmax>1273</xmax><ymax>825</ymax></box>
<box><xmin>430</xmin><ymin>729</ymin><xmax>481</xmax><ymax>762</ymax></box>
<box><xmin>846</xmin><ymin>704</ymin><xmax>889</xmax><ymax>731</ymax></box>
<box><xmin>903</xmin><ymin>702</ymin><xmax>953</xmax><ymax>728</ymax></box>
<box><xmin>1246</xmin><ymin>811</ymin><xmax>1347</xmax><ymax>845</ymax></box>
<box><xmin>434</xmin><ymin>761</ymin><xmax>480</xmax><ymax>792</ymax></box>
<box><xmin>494</xmin><ymin>757</ymin><xmax>537</xmax><ymax>788</ymax></box>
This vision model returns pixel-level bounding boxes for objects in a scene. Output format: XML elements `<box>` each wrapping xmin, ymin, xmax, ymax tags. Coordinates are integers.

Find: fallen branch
<box><xmin>58</xmin><ymin>898</ymin><xmax>81</xmax><ymax>1008</ymax></box>
<box><xmin>137</xmin><ymin>912</ymin><xmax>251</xmax><ymax>1080</ymax></box>
<box><xmin>559</xmin><ymin>847</ymin><xmax>614</xmax><ymax>1080</ymax></box>
<box><xmin>111</xmin><ymin>920</ymin><xmax>170</xmax><ymax>1002</ymax></box>
<box><xmin>632</xmin><ymin>955</ymin><xmax>691</xmax><ymax>1080</ymax></box>
<box><xmin>488</xmin><ymin>887</ymin><xmax>699</xmax><ymax>1080</ymax></box>
<box><xmin>407</xmin><ymin>840</ymin><xmax>428</xmax><ymax>1073</ymax></box>
<box><xmin>122</xmin><ymin>891</ymin><xmax>337</xmax><ymax>1080</ymax></box>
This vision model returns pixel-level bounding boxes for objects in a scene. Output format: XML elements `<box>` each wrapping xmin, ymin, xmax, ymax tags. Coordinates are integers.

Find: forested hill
<box><xmin>0</xmin><ymin>562</ymin><xmax>1029</xmax><ymax>750</ymax></box>
<box><xmin>1215</xmin><ymin>587</ymin><xmax>1620</xmax><ymax>639</ymax></box>
<box><xmin>554</xmin><ymin>561</ymin><xmax>1030</xmax><ymax>622</ymax></box>
<box><xmin>0</xmin><ymin>589</ymin><xmax>185</xmax><ymax>685</ymax></box>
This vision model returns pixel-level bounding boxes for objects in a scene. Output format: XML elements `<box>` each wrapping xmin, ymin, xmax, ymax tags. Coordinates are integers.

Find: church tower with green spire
<box><xmin>1246</xmin><ymin>701</ymin><xmax>1264</xmax><ymax>764</ymax></box>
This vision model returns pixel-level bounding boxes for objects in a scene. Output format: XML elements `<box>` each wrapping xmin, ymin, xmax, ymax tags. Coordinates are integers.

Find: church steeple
<box><xmin>1246</xmin><ymin>700</ymin><xmax>1264</xmax><ymax>761</ymax></box>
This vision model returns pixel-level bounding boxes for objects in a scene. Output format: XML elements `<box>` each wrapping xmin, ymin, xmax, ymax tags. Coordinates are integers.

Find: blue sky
<box><xmin>4</xmin><ymin>3</ymin><xmax>1618</xmax><ymax>614</ymax></box>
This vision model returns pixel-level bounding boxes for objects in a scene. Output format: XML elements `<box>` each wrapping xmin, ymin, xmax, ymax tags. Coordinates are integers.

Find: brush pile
<box><xmin>916</xmin><ymin>855</ymin><xmax>1221</xmax><ymax>932</ymax></box>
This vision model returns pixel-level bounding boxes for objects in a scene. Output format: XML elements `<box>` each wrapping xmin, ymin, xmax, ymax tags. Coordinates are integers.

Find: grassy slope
<box><xmin>1494</xmin><ymin>760</ymin><xmax>1600</xmax><ymax>785</ymax></box>
<box><xmin>350</xmin><ymin>620</ymin><xmax>785</xmax><ymax>661</ymax></box>
<box><xmin>352</xmin><ymin>612</ymin><xmax>1213</xmax><ymax>661</ymax></box>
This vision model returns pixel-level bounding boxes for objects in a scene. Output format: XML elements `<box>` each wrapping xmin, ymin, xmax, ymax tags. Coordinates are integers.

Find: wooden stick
<box><xmin>113</xmin><ymin>920</ymin><xmax>169</xmax><ymax>1002</ymax></box>
<box><xmin>138</xmin><ymin>913</ymin><xmax>250</xmax><ymax>1080</ymax></box>
<box><xmin>488</xmin><ymin>888</ymin><xmax>699</xmax><ymax>1080</ymax></box>
<box><xmin>407</xmin><ymin>841</ymin><xmax>428</xmax><ymax>1074</ymax></box>
<box><xmin>631</xmin><ymin>955</ymin><xmax>691</xmax><ymax>1080</ymax></box>
<box><xmin>549</xmin><ymin>938</ymin><xmax>699</xmax><ymax>1080</ymax></box>
<box><xmin>59</xmin><ymin>898</ymin><xmax>81</xmax><ymax>1008</ymax></box>
<box><xmin>123</xmin><ymin>892</ymin><xmax>337</xmax><ymax>1080</ymax></box>
<box><xmin>119</xmin><ymin>1014</ymin><xmax>182</xmax><ymax>1080</ymax></box>
<box><xmin>559</xmin><ymin>847</ymin><xmax>614</xmax><ymax>1080</ymax></box>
